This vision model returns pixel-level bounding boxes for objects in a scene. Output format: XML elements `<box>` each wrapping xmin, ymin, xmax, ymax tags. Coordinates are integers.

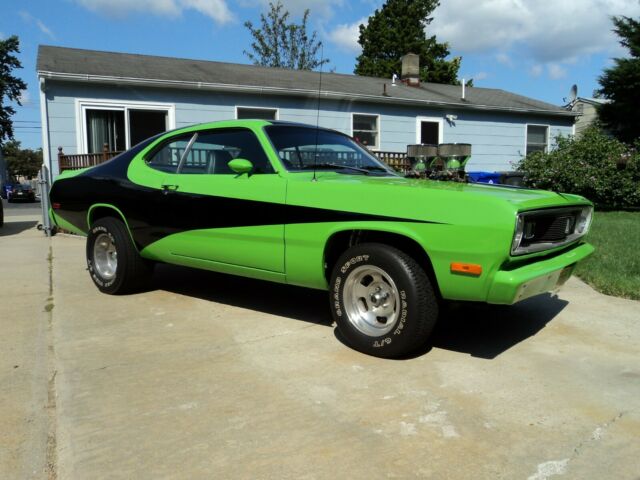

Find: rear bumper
<box><xmin>486</xmin><ymin>242</ymin><xmax>594</xmax><ymax>304</ymax></box>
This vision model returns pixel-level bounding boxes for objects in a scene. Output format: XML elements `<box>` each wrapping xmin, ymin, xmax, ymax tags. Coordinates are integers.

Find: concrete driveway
<box><xmin>2</xmin><ymin>208</ymin><xmax>639</xmax><ymax>479</ymax></box>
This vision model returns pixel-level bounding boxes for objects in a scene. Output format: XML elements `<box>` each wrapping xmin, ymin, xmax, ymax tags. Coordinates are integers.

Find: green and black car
<box><xmin>50</xmin><ymin>120</ymin><xmax>594</xmax><ymax>357</ymax></box>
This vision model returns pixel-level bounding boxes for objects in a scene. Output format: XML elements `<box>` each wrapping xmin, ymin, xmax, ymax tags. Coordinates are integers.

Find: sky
<box><xmin>2</xmin><ymin>0</ymin><xmax>639</xmax><ymax>149</ymax></box>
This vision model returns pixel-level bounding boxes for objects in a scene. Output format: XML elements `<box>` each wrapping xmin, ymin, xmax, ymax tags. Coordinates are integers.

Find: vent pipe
<box><xmin>461</xmin><ymin>79</ymin><xmax>466</xmax><ymax>100</ymax></box>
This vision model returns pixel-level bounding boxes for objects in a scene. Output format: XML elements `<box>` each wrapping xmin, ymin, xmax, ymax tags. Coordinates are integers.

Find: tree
<box><xmin>0</xmin><ymin>36</ymin><xmax>28</xmax><ymax>146</ymax></box>
<box><xmin>597</xmin><ymin>15</ymin><xmax>640</xmax><ymax>143</ymax></box>
<box><xmin>244</xmin><ymin>1</ymin><xmax>329</xmax><ymax>70</ymax></box>
<box><xmin>354</xmin><ymin>0</ymin><xmax>462</xmax><ymax>85</ymax></box>
<box><xmin>3</xmin><ymin>140</ymin><xmax>43</xmax><ymax>178</ymax></box>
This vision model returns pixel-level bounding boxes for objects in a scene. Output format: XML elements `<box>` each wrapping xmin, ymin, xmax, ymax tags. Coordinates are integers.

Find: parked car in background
<box><xmin>49</xmin><ymin>120</ymin><xmax>594</xmax><ymax>358</ymax></box>
<box><xmin>0</xmin><ymin>197</ymin><xmax>4</xmax><ymax>227</ymax></box>
<box><xmin>8</xmin><ymin>184</ymin><xmax>36</xmax><ymax>202</ymax></box>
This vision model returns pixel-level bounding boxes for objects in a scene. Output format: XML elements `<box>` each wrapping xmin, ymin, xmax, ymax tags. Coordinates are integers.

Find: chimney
<box><xmin>401</xmin><ymin>53</ymin><xmax>420</xmax><ymax>87</ymax></box>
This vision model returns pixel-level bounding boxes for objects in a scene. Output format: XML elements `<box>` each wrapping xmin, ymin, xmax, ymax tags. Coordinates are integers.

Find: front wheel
<box><xmin>86</xmin><ymin>217</ymin><xmax>153</xmax><ymax>294</ymax></box>
<box><xmin>329</xmin><ymin>243</ymin><xmax>439</xmax><ymax>358</ymax></box>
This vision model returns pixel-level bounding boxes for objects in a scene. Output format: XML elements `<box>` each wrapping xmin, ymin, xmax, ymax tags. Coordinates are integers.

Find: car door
<box><xmin>140</xmin><ymin>127</ymin><xmax>286</xmax><ymax>273</ymax></box>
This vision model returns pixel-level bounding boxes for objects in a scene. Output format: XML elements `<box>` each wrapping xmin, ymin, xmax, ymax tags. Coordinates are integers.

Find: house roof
<box><xmin>37</xmin><ymin>45</ymin><xmax>575</xmax><ymax>117</ymax></box>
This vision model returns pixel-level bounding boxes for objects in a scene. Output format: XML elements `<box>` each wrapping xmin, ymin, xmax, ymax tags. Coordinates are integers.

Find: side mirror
<box><xmin>228</xmin><ymin>158</ymin><xmax>254</xmax><ymax>175</ymax></box>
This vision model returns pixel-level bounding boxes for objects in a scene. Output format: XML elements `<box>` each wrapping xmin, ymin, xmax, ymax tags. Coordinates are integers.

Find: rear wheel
<box><xmin>86</xmin><ymin>217</ymin><xmax>153</xmax><ymax>294</ymax></box>
<box><xmin>329</xmin><ymin>243</ymin><xmax>439</xmax><ymax>358</ymax></box>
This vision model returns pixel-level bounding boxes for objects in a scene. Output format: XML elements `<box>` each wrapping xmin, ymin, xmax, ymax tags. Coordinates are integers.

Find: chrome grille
<box><xmin>511</xmin><ymin>206</ymin><xmax>592</xmax><ymax>256</ymax></box>
<box><xmin>522</xmin><ymin>212</ymin><xmax>579</xmax><ymax>246</ymax></box>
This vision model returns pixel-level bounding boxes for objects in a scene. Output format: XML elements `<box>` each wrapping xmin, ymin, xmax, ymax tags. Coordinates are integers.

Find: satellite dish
<box><xmin>568</xmin><ymin>84</ymin><xmax>578</xmax><ymax>103</ymax></box>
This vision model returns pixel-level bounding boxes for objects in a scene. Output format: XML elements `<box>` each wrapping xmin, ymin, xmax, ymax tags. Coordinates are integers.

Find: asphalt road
<box><xmin>2</xmin><ymin>198</ymin><xmax>43</xmax><ymax>217</ymax></box>
<box><xmin>1</xmin><ymin>211</ymin><xmax>639</xmax><ymax>479</ymax></box>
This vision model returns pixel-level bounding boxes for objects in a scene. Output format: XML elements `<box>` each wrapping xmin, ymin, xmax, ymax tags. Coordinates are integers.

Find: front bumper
<box><xmin>486</xmin><ymin>242</ymin><xmax>594</xmax><ymax>304</ymax></box>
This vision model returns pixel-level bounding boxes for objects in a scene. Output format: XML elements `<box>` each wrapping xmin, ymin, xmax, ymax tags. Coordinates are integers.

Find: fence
<box><xmin>58</xmin><ymin>143</ymin><xmax>122</xmax><ymax>172</ymax></box>
<box><xmin>373</xmin><ymin>151</ymin><xmax>410</xmax><ymax>173</ymax></box>
<box><xmin>56</xmin><ymin>143</ymin><xmax>410</xmax><ymax>173</ymax></box>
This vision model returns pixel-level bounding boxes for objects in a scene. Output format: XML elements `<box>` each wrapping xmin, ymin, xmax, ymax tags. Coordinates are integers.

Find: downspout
<box><xmin>39</xmin><ymin>76</ymin><xmax>53</xmax><ymax>183</ymax></box>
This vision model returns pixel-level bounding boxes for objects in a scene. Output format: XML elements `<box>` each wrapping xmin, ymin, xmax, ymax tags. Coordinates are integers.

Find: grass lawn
<box><xmin>575</xmin><ymin>210</ymin><xmax>640</xmax><ymax>300</ymax></box>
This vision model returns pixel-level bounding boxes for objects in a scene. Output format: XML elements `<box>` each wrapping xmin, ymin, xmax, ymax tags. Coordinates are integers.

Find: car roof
<box><xmin>160</xmin><ymin>119</ymin><xmax>341</xmax><ymax>138</ymax></box>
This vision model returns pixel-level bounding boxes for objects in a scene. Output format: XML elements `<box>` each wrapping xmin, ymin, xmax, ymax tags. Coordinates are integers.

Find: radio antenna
<box><xmin>312</xmin><ymin>43</ymin><xmax>324</xmax><ymax>182</ymax></box>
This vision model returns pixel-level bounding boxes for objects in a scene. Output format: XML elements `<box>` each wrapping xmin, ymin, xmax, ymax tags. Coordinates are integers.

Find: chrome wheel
<box><xmin>343</xmin><ymin>265</ymin><xmax>400</xmax><ymax>337</ymax></box>
<box><xmin>93</xmin><ymin>233</ymin><xmax>118</xmax><ymax>279</ymax></box>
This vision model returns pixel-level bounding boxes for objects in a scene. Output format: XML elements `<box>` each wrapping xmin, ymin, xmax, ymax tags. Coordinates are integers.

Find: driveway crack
<box><xmin>45</xmin><ymin>244</ymin><xmax>58</xmax><ymax>480</ymax></box>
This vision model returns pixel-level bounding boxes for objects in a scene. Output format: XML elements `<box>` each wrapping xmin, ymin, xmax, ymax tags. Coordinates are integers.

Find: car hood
<box><xmin>286</xmin><ymin>172</ymin><xmax>591</xmax><ymax>226</ymax></box>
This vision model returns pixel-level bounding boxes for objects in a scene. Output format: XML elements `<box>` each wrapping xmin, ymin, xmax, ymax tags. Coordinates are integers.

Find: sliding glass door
<box><xmin>80</xmin><ymin>102</ymin><xmax>173</xmax><ymax>154</ymax></box>
<box><xmin>86</xmin><ymin>109</ymin><xmax>126</xmax><ymax>153</ymax></box>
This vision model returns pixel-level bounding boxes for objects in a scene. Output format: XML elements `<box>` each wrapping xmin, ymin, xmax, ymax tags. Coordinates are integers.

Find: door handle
<box><xmin>161</xmin><ymin>184</ymin><xmax>179</xmax><ymax>194</ymax></box>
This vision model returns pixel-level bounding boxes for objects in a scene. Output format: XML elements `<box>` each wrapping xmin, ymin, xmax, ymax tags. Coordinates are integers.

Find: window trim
<box><xmin>75</xmin><ymin>98</ymin><xmax>176</xmax><ymax>154</ymax></box>
<box><xmin>350</xmin><ymin>113</ymin><xmax>381</xmax><ymax>150</ymax></box>
<box><xmin>525</xmin><ymin>123</ymin><xmax>550</xmax><ymax>155</ymax></box>
<box><xmin>235</xmin><ymin>105</ymin><xmax>279</xmax><ymax>121</ymax></box>
<box><xmin>415</xmin><ymin>116</ymin><xmax>444</xmax><ymax>145</ymax></box>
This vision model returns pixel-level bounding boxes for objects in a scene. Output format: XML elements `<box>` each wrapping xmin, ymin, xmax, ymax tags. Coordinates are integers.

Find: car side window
<box><xmin>145</xmin><ymin>134</ymin><xmax>194</xmax><ymax>173</ymax></box>
<box><xmin>180</xmin><ymin>129</ymin><xmax>274</xmax><ymax>175</ymax></box>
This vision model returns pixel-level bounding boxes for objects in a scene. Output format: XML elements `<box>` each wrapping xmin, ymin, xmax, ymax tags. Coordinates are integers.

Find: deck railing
<box><xmin>57</xmin><ymin>144</ymin><xmax>411</xmax><ymax>174</ymax></box>
<box><xmin>58</xmin><ymin>144</ymin><xmax>122</xmax><ymax>172</ymax></box>
<box><xmin>374</xmin><ymin>151</ymin><xmax>411</xmax><ymax>173</ymax></box>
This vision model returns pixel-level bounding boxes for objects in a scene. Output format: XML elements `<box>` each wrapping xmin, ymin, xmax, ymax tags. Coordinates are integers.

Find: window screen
<box><xmin>352</xmin><ymin>114</ymin><xmax>379</xmax><ymax>149</ymax></box>
<box><xmin>526</xmin><ymin>125</ymin><xmax>549</xmax><ymax>155</ymax></box>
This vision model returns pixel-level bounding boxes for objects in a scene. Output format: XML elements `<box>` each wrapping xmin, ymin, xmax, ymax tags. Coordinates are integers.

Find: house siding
<box><xmin>44</xmin><ymin>80</ymin><xmax>574</xmax><ymax>177</ymax></box>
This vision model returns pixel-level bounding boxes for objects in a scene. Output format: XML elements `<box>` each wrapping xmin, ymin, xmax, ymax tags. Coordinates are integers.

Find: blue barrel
<box><xmin>467</xmin><ymin>171</ymin><xmax>502</xmax><ymax>184</ymax></box>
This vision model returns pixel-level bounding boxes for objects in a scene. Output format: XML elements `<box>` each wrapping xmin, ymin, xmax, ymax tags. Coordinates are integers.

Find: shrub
<box><xmin>516</xmin><ymin>126</ymin><xmax>640</xmax><ymax>208</ymax></box>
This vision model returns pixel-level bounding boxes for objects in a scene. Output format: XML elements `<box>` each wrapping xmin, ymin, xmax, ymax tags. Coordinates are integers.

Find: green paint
<box><xmin>228</xmin><ymin>158</ymin><xmax>254</xmax><ymax>174</ymax></box>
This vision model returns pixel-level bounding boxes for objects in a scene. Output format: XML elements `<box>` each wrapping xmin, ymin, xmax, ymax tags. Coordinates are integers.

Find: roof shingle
<box><xmin>37</xmin><ymin>45</ymin><xmax>573</xmax><ymax>117</ymax></box>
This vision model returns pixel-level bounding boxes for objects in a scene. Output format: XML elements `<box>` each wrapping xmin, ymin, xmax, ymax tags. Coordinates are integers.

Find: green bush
<box><xmin>516</xmin><ymin>126</ymin><xmax>640</xmax><ymax>208</ymax></box>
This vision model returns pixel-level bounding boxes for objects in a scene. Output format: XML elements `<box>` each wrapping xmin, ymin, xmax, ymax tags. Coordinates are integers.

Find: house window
<box><xmin>416</xmin><ymin>117</ymin><xmax>443</xmax><ymax>145</ymax></box>
<box><xmin>352</xmin><ymin>114</ymin><xmax>379</xmax><ymax>149</ymax></box>
<box><xmin>236</xmin><ymin>107</ymin><xmax>278</xmax><ymax>120</ymax></box>
<box><xmin>79</xmin><ymin>101</ymin><xmax>173</xmax><ymax>154</ymax></box>
<box><xmin>526</xmin><ymin>125</ymin><xmax>549</xmax><ymax>155</ymax></box>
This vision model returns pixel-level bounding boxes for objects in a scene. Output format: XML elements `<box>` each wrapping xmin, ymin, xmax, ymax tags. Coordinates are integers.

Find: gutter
<box><xmin>37</xmin><ymin>70</ymin><xmax>578</xmax><ymax>118</ymax></box>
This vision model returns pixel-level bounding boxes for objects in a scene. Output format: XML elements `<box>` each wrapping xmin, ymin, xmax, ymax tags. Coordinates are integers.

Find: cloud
<box><xmin>473</xmin><ymin>71</ymin><xmax>488</xmax><ymax>81</ymax></box>
<box><xmin>495</xmin><ymin>53</ymin><xmax>512</xmax><ymax>67</ymax></box>
<box><xmin>326</xmin><ymin>17</ymin><xmax>367</xmax><ymax>52</ymax></box>
<box><xmin>529</xmin><ymin>64</ymin><xmax>543</xmax><ymax>77</ymax></box>
<box><xmin>547</xmin><ymin>63</ymin><xmax>568</xmax><ymax>80</ymax></box>
<box><xmin>241</xmin><ymin>0</ymin><xmax>344</xmax><ymax>20</ymax></box>
<box><xmin>74</xmin><ymin>0</ymin><xmax>234</xmax><ymax>24</ymax></box>
<box><xmin>430</xmin><ymin>0</ymin><xmax>640</xmax><ymax>63</ymax></box>
<box><xmin>19</xmin><ymin>10</ymin><xmax>56</xmax><ymax>39</ymax></box>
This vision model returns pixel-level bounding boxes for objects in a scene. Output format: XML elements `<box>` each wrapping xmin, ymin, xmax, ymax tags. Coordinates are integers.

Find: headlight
<box><xmin>511</xmin><ymin>206</ymin><xmax>593</xmax><ymax>256</ymax></box>
<box><xmin>511</xmin><ymin>214</ymin><xmax>524</xmax><ymax>255</ymax></box>
<box><xmin>575</xmin><ymin>206</ymin><xmax>593</xmax><ymax>235</ymax></box>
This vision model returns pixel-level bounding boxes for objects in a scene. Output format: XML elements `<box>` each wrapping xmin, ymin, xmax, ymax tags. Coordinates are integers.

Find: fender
<box><xmin>87</xmin><ymin>203</ymin><xmax>140</xmax><ymax>252</ymax></box>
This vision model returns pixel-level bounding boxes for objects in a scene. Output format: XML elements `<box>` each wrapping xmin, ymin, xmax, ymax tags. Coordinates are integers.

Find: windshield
<box><xmin>265</xmin><ymin>125</ymin><xmax>396</xmax><ymax>176</ymax></box>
